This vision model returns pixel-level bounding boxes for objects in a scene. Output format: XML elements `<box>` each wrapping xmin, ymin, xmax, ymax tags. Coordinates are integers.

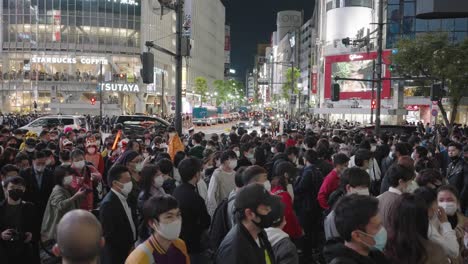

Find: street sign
<box><xmin>431</xmin><ymin>109</ymin><xmax>438</xmax><ymax>117</ymax></box>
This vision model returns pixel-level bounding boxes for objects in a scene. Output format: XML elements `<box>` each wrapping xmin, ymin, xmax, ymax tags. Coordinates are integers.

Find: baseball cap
<box><xmin>235</xmin><ymin>184</ymin><xmax>275</xmax><ymax>211</ymax></box>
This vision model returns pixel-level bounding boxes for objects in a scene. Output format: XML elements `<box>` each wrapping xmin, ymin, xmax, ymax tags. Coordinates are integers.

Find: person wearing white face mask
<box><xmin>437</xmin><ymin>185</ymin><xmax>468</xmax><ymax>263</ymax></box>
<box><xmin>84</xmin><ymin>137</ymin><xmax>105</xmax><ymax>176</ymax></box>
<box><xmin>206</xmin><ymin>151</ymin><xmax>237</xmax><ymax>216</ymax></box>
<box><xmin>41</xmin><ymin>166</ymin><xmax>85</xmax><ymax>249</ymax></box>
<box><xmin>70</xmin><ymin>149</ymin><xmax>102</xmax><ymax>211</ymax></box>
<box><xmin>126</xmin><ymin>195</ymin><xmax>190</xmax><ymax>264</ymax></box>
<box><xmin>377</xmin><ymin>164</ymin><xmax>415</xmax><ymax>230</ymax></box>
<box><xmin>237</xmin><ymin>143</ymin><xmax>255</xmax><ymax>169</ymax></box>
<box><xmin>100</xmin><ymin>165</ymin><xmax>137</xmax><ymax>264</ymax></box>
<box><xmin>414</xmin><ymin>187</ymin><xmax>460</xmax><ymax>261</ymax></box>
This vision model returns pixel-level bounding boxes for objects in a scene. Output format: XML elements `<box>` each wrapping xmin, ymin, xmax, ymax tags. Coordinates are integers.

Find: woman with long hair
<box><xmin>385</xmin><ymin>193</ymin><xmax>449</xmax><ymax>264</ymax></box>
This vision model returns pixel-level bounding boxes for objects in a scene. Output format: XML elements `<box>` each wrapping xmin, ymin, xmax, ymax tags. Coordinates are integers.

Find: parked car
<box><xmin>112</xmin><ymin>115</ymin><xmax>170</xmax><ymax>138</ymax></box>
<box><xmin>20</xmin><ymin>115</ymin><xmax>87</xmax><ymax>134</ymax></box>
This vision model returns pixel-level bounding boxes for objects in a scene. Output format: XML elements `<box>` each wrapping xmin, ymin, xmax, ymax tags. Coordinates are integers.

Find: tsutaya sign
<box><xmin>100</xmin><ymin>83</ymin><xmax>140</xmax><ymax>93</ymax></box>
<box><xmin>31</xmin><ymin>56</ymin><xmax>109</xmax><ymax>65</ymax></box>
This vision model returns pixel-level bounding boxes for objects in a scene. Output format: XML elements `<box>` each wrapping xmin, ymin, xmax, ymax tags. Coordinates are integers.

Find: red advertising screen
<box><xmin>324</xmin><ymin>51</ymin><xmax>392</xmax><ymax>100</ymax></box>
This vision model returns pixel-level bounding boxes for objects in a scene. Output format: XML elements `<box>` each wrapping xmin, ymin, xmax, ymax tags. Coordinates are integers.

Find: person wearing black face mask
<box><xmin>0</xmin><ymin>176</ymin><xmax>38</xmax><ymax>264</ymax></box>
<box><xmin>215</xmin><ymin>183</ymin><xmax>277</xmax><ymax>264</ymax></box>
<box><xmin>446</xmin><ymin>142</ymin><xmax>468</xmax><ymax>215</ymax></box>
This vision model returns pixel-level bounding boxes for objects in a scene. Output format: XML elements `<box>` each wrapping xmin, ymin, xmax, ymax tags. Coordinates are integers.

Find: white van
<box><xmin>20</xmin><ymin>115</ymin><xmax>87</xmax><ymax>134</ymax></box>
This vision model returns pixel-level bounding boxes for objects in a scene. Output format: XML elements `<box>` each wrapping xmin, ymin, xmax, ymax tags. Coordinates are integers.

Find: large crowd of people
<box><xmin>0</xmin><ymin>116</ymin><xmax>468</xmax><ymax>264</ymax></box>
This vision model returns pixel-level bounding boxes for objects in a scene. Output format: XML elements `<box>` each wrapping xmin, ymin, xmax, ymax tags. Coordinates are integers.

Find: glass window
<box><xmin>403</xmin><ymin>2</ymin><xmax>415</xmax><ymax>16</ymax></box>
<box><xmin>454</xmin><ymin>18</ymin><xmax>467</xmax><ymax>31</ymax></box>
<box><xmin>428</xmin><ymin>19</ymin><xmax>441</xmax><ymax>31</ymax></box>
<box><xmin>415</xmin><ymin>19</ymin><xmax>428</xmax><ymax>31</ymax></box>
<box><xmin>388</xmin><ymin>5</ymin><xmax>401</xmax><ymax>23</ymax></box>
<box><xmin>441</xmin><ymin>19</ymin><xmax>455</xmax><ymax>31</ymax></box>
<box><xmin>403</xmin><ymin>17</ymin><xmax>414</xmax><ymax>34</ymax></box>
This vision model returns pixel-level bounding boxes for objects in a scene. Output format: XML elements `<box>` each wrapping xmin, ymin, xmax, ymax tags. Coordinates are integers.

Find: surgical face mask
<box><xmin>61</xmin><ymin>161</ymin><xmax>71</xmax><ymax>166</ymax></box>
<box><xmin>87</xmin><ymin>147</ymin><xmax>96</xmax><ymax>155</ymax></box>
<box><xmin>246</xmin><ymin>152</ymin><xmax>254</xmax><ymax>160</ymax></box>
<box><xmin>45</xmin><ymin>159</ymin><xmax>52</xmax><ymax>166</ymax></box>
<box><xmin>252</xmin><ymin>211</ymin><xmax>275</xmax><ymax>229</ymax></box>
<box><xmin>228</xmin><ymin>159</ymin><xmax>237</xmax><ymax>169</ymax></box>
<box><xmin>63</xmin><ymin>175</ymin><xmax>73</xmax><ymax>186</ymax></box>
<box><xmin>371</xmin><ymin>145</ymin><xmax>377</xmax><ymax>152</ymax></box>
<box><xmin>135</xmin><ymin>162</ymin><xmax>144</xmax><ymax>172</ymax></box>
<box><xmin>26</xmin><ymin>147</ymin><xmax>35</xmax><ymax>153</ymax></box>
<box><xmin>271</xmin><ymin>147</ymin><xmax>276</xmax><ymax>153</ymax></box>
<box><xmin>439</xmin><ymin>202</ymin><xmax>458</xmax><ymax>216</ymax></box>
<box><xmin>263</xmin><ymin>180</ymin><xmax>271</xmax><ymax>192</ymax></box>
<box><xmin>359</xmin><ymin>227</ymin><xmax>387</xmax><ymax>251</ymax></box>
<box><xmin>234</xmin><ymin>150</ymin><xmax>240</xmax><ymax>158</ymax></box>
<box><xmin>411</xmin><ymin>152</ymin><xmax>417</xmax><ymax>160</ymax></box>
<box><xmin>215</xmin><ymin>160</ymin><xmax>221</xmax><ymax>167</ymax></box>
<box><xmin>119</xmin><ymin>181</ymin><xmax>133</xmax><ymax>197</ymax></box>
<box><xmin>143</xmin><ymin>153</ymin><xmax>149</xmax><ymax>159</ymax></box>
<box><xmin>73</xmin><ymin>160</ymin><xmax>86</xmax><ymax>170</ymax></box>
<box><xmin>152</xmin><ymin>219</ymin><xmax>182</xmax><ymax>241</ymax></box>
<box><xmin>153</xmin><ymin>175</ymin><xmax>165</xmax><ymax>188</ymax></box>
<box><xmin>349</xmin><ymin>187</ymin><xmax>370</xmax><ymax>196</ymax></box>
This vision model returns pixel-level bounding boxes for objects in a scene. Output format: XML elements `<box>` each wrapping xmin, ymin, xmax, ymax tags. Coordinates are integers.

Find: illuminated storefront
<box><xmin>0</xmin><ymin>0</ymin><xmax>143</xmax><ymax>114</ymax></box>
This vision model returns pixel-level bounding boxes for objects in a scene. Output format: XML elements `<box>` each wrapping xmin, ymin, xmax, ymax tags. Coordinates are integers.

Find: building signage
<box><xmin>31</xmin><ymin>57</ymin><xmax>109</xmax><ymax>65</ymax></box>
<box><xmin>100</xmin><ymin>83</ymin><xmax>140</xmax><ymax>93</ymax></box>
<box><xmin>349</xmin><ymin>54</ymin><xmax>364</xmax><ymax>61</ymax></box>
<box><xmin>311</xmin><ymin>73</ymin><xmax>318</xmax><ymax>94</ymax></box>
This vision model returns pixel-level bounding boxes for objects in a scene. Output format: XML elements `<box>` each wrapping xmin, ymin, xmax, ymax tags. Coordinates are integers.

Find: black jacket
<box><xmin>323</xmin><ymin>239</ymin><xmax>388</xmax><ymax>264</ymax></box>
<box><xmin>20</xmin><ymin>168</ymin><xmax>55</xmax><ymax>226</ymax></box>
<box><xmin>215</xmin><ymin>223</ymin><xmax>276</xmax><ymax>264</ymax></box>
<box><xmin>237</xmin><ymin>156</ymin><xmax>253</xmax><ymax>169</ymax></box>
<box><xmin>99</xmin><ymin>191</ymin><xmax>136</xmax><ymax>264</ymax></box>
<box><xmin>0</xmin><ymin>200</ymin><xmax>39</xmax><ymax>264</ymax></box>
<box><xmin>172</xmin><ymin>182</ymin><xmax>211</xmax><ymax>254</ymax></box>
<box><xmin>294</xmin><ymin>164</ymin><xmax>324</xmax><ymax>214</ymax></box>
<box><xmin>447</xmin><ymin>157</ymin><xmax>468</xmax><ymax>212</ymax></box>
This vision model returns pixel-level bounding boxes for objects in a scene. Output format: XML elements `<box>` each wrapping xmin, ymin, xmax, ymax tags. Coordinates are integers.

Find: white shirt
<box><xmin>388</xmin><ymin>187</ymin><xmax>403</xmax><ymax>195</ymax></box>
<box><xmin>206</xmin><ymin>167</ymin><xmax>236</xmax><ymax>216</ymax></box>
<box><xmin>111</xmin><ymin>189</ymin><xmax>136</xmax><ymax>240</ymax></box>
<box><xmin>428</xmin><ymin>217</ymin><xmax>459</xmax><ymax>258</ymax></box>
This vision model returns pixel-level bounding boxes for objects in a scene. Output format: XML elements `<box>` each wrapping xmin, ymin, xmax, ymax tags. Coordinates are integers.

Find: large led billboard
<box><xmin>324</xmin><ymin>51</ymin><xmax>392</xmax><ymax>100</ymax></box>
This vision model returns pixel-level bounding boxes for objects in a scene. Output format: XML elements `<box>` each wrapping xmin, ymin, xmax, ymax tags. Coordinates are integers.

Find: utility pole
<box><xmin>99</xmin><ymin>62</ymin><xmax>103</xmax><ymax>123</ymax></box>
<box><xmin>161</xmin><ymin>72</ymin><xmax>165</xmax><ymax>115</ymax></box>
<box><xmin>290</xmin><ymin>63</ymin><xmax>294</xmax><ymax>116</ymax></box>
<box><xmin>375</xmin><ymin>0</ymin><xmax>384</xmax><ymax>136</ymax></box>
<box><xmin>370</xmin><ymin>60</ymin><xmax>375</xmax><ymax>124</ymax></box>
<box><xmin>175</xmin><ymin>0</ymin><xmax>183</xmax><ymax>135</ymax></box>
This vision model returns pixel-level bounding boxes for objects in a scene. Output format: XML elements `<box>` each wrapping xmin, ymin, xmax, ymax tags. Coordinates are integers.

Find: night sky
<box><xmin>223</xmin><ymin>0</ymin><xmax>315</xmax><ymax>79</ymax></box>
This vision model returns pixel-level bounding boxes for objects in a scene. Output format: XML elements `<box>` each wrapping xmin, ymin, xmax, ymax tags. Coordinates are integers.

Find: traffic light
<box><xmin>140</xmin><ymin>52</ymin><xmax>154</xmax><ymax>84</ymax></box>
<box><xmin>91</xmin><ymin>97</ymin><xmax>96</xmax><ymax>105</ymax></box>
<box><xmin>389</xmin><ymin>64</ymin><xmax>396</xmax><ymax>72</ymax></box>
<box><xmin>342</xmin><ymin>37</ymin><xmax>351</xmax><ymax>47</ymax></box>
<box><xmin>371</xmin><ymin>99</ymin><xmax>377</xmax><ymax>109</ymax></box>
<box><xmin>430</xmin><ymin>83</ymin><xmax>443</xmax><ymax>101</ymax></box>
<box><xmin>331</xmin><ymin>83</ymin><xmax>340</xmax><ymax>101</ymax></box>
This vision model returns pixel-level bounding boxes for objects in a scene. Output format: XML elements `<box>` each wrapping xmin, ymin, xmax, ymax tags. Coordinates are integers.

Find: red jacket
<box><xmin>271</xmin><ymin>186</ymin><xmax>303</xmax><ymax>239</ymax></box>
<box><xmin>317</xmin><ymin>169</ymin><xmax>339</xmax><ymax>210</ymax></box>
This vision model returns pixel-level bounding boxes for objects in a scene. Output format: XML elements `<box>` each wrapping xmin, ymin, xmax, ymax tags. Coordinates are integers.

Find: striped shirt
<box><xmin>125</xmin><ymin>236</ymin><xmax>190</xmax><ymax>264</ymax></box>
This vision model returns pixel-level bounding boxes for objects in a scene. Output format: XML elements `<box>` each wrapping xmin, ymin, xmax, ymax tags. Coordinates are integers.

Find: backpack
<box><xmin>208</xmin><ymin>195</ymin><xmax>236</xmax><ymax>251</ymax></box>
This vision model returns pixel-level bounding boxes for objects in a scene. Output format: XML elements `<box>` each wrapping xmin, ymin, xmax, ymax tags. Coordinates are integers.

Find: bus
<box><xmin>193</xmin><ymin>106</ymin><xmax>218</xmax><ymax>126</ymax></box>
<box><xmin>217</xmin><ymin>107</ymin><xmax>230</xmax><ymax>123</ymax></box>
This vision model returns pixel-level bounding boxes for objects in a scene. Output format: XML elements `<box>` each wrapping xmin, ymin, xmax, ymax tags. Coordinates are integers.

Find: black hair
<box><xmin>413</xmin><ymin>187</ymin><xmax>437</xmax><ymax>211</ymax></box>
<box><xmin>178</xmin><ymin>158</ymin><xmax>201</xmax><ymax>183</ymax></box>
<box><xmin>240</xmin><ymin>143</ymin><xmax>253</xmax><ymax>157</ymax></box>
<box><xmin>143</xmin><ymin>194</ymin><xmax>179</xmax><ymax>222</ymax></box>
<box><xmin>340</xmin><ymin>167</ymin><xmax>371</xmax><ymax>190</ymax></box>
<box><xmin>33</xmin><ymin>150</ymin><xmax>47</xmax><ymax>160</ymax></box>
<box><xmin>107</xmin><ymin>165</ymin><xmax>130</xmax><ymax>185</ymax></box>
<box><xmin>242</xmin><ymin>165</ymin><xmax>267</xmax><ymax>185</ymax></box>
<box><xmin>140</xmin><ymin>165</ymin><xmax>160</xmax><ymax>201</ymax></box>
<box><xmin>395</xmin><ymin>142</ymin><xmax>411</xmax><ymax>156</ymax></box>
<box><xmin>192</xmin><ymin>133</ymin><xmax>202</xmax><ymax>144</ymax></box>
<box><xmin>156</xmin><ymin>152</ymin><xmax>171</xmax><ymax>162</ymax></box>
<box><xmin>14</xmin><ymin>153</ymin><xmax>29</xmax><ymax>163</ymax></box>
<box><xmin>414</xmin><ymin>157</ymin><xmax>438</xmax><ymax>173</ymax></box>
<box><xmin>304</xmin><ymin>149</ymin><xmax>318</xmax><ymax>164</ymax></box>
<box><xmin>70</xmin><ymin>149</ymin><xmax>84</xmax><ymax>160</ymax></box>
<box><xmin>2</xmin><ymin>176</ymin><xmax>25</xmax><ymax>188</ymax></box>
<box><xmin>437</xmin><ymin>185</ymin><xmax>460</xmax><ymax>201</ymax></box>
<box><xmin>334</xmin><ymin>194</ymin><xmax>379</xmax><ymax>242</ymax></box>
<box><xmin>274</xmin><ymin>161</ymin><xmax>296</xmax><ymax>189</ymax></box>
<box><xmin>59</xmin><ymin>150</ymin><xmax>71</xmax><ymax>161</ymax></box>
<box><xmin>285</xmin><ymin>146</ymin><xmax>299</xmax><ymax>157</ymax></box>
<box><xmin>416</xmin><ymin>169</ymin><xmax>443</xmax><ymax>188</ymax></box>
<box><xmin>220</xmin><ymin>150</ymin><xmax>237</xmax><ymax>163</ymax></box>
<box><xmin>235</xmin><ymin>167</ymin><xmax>247</xmax><ymax>188</ymax></box>
<box><xmin>1</xmin><ymin>164</ymin><xmax>19</xmax><ymax>176</ymax></box>
<box><xmin>448</xmin><ymin>142</ymin><xmax>462</xmax><ymax>151</ymax></box>
<box><xmin>386</xmin><ymin>164</ymin><xmax>415</xmax><ymax>188</ymax></box>
<box><xmin>274</xmin><ymin>142</ymin><xmax>286</xmax><ymax>153</ymax></box>
<box><xmin>354</xmin><ymin>149</ymin><xmax>372</xmax><ymax>167</ymax></box>
<box><xmin>333</xmin><ymin>153</ymin><xmax>350</xmax><ymax>166</ymax></box>
<box><xmin>386</xmin><ymin>194</ymin><xmax>429</xmax><ymax>264</ymax></box>
<box><xmin>157</xmin><ymin>158</ymin><xmax>173</xmax><ymax>175</ymax></box>
<box><xmin>54</xmin><ymin>166</ymin><xmax>76</xmax><ymax>186</ymax></box>
<box><xmin>173</xmin><ymin>151</ymin><xmax>187</xmax><ymax>168</ymax></box>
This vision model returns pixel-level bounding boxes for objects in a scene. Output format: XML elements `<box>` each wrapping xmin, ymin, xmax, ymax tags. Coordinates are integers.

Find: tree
<box><xmin>391</xmin><ymin>33</ymin><xmax>468</xmax><ymax>131</ymax></box>
<box><xmin>194</xmin><ymin>77</ymin><xmax>209</xmax><ymax>104</ymax></box>
<box><xmin>213</xmin><ymin>79</ymin><xmax>245</xmax><ymax>107</ymax></box>
<box><xmin>281</xmin><ymin>67</ymin><xmax>300</xmax><ymax>100</ymax></box>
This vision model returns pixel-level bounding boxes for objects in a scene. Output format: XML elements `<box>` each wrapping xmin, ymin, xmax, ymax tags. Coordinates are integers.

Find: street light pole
<box><xmin>175</xmin><ymin>0</ymin><xmax>183</xmax><ymax>135</ymax></box>
<box><xmin>375</xmin><ymin>0</ymin><xmax>384</xmax><ymax>136</ymax></box>
<box><xmin>99</xmin><ymin>62</ymin><xmax>103</xmax><ymax>123</ymax></box>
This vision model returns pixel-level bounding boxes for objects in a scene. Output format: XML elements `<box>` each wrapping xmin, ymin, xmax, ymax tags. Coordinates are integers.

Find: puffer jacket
<box><xmin>265</xmin><ymin>227</ymin><xmax>299</xmax><ymax>264</ymax></box>
<box><xmin>447</xmin><ymin>157</ymin><xmax>468</xmax><ymax>212</ymax></box>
